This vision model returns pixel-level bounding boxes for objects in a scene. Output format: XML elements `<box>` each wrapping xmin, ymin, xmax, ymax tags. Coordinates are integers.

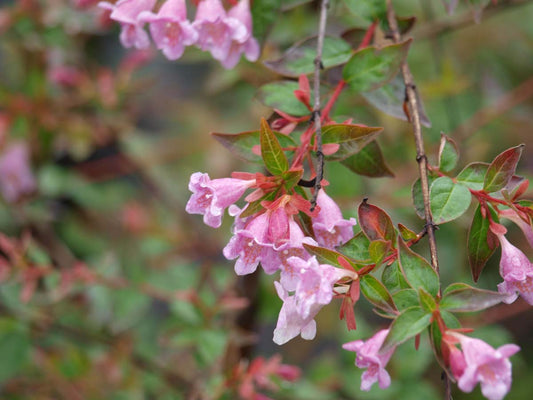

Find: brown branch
<box><xmin>386</xmin><ymin>0</ymin><xmax>439</xmax><ymax>275</ymax></box>
<box><xmin>415</xmin><ymin>0</ymin><xmax>530</xmax><ymax>40</ymax></box>
<box><xmin>452</xmin><ymin>75</ymin><xmax>533</xmax><ymax>141</ymax></box>
<box><xmin>387</xmin><ymin>2</ymin><xmax>448</xmax><ymax>398</ymax></box>
<box><xmin>311</xmin><ymin>0</ymin><xmax>329</xmax><ymax>210</ymax></box>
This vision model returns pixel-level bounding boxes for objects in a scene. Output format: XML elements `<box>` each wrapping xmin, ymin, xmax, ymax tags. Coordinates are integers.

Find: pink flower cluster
<box><xmin>186</xmin><ymin>171</ymin><xmax>357</xmax><ymax>343</ymax></box>
<box><xmin>98</xmin><ymin>0</ymin><xmax>259</xmax><ymax>68</ymax></box>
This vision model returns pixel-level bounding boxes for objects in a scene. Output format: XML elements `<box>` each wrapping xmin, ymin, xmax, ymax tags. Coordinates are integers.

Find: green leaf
<box><xmin>322</xmin><ymin>124</ymin><xmax>382</xmax><ymax>161</ymax></box>
<box><xmin>256</xmin><ymin>81</ymin><xmax>311</xmax><ymax>116</ymax></box>
<box><xmin>430</xmin><ymin>177</ymin><xmax>471</xmax><ymax>224</ymax></box>
<box><xmin>282</xmin><ymin>169</ymin><xmax>303</xmax><ymax>190</ymax></box>
<box><xmin>398</xmin><ymin>236</ymin><xmax>439</xmax><ymax>297</ymax></box>
<box><xmin>0</xmin><ymin>318</ymin><xmax>30</xmax><ymax>384</ymax></box>
<box><xmin>362</xmin><ymin>75</ymin><xmax>431</xmax><ymax>128</ymax></box>
<box><xmin>239</xmin><ymin>190</ymin><xmax>278</xmax><ymax>218</ymax></box>
<box><xmin>382</xmin><ymin>261</ymin><xmax>410</xmax><ymax>293</ymax></box>
<box><xmin>212</xmin><ymin>130</ymin><xmax>296</xmax><ymax>163</ymax></box>
<box><xmin>260</xmin><ymin>118</ymin><xmax>289</xmax><ymax>175</ymax></box>
<box><xmin>337</xmin><ymin>231</ymin><xmax>371</xmax><ymax>263</ymax></box>
<box><xmin>381</xmin><ymin>306</ymin><xmax>432</xmax><ymax>353</ymax></box>
<box><xmin>340</xmin><ymin>140</ymin><xmax>394</xmax><ymax>177</ymax></box>
<box><xmin>441</xmin><ymin>283</ymin><xmax>508</xmax><ymax>312</ymax></box>
<box><xmin>251</xmin><ymin>0</ymin><xmax>282</xmax><ymax>43</ymax></box>
<box><xmin>468</xmin><ymin>205</ymin><xmax>499</xmax><ymax>282</ymax></box>
<box><xmin>483</xmin><ymin>145</ymin><xmax>524</xmax><ymax>193</ymax></box>
<box><xmin>438</xmin><ymin>133</ymin><xmax>459</xmax><ymax>173</ymax></box>
<box><xmin>360</xmin><ymin>275</ymin><xmax>397</xmax><ymax>314</ymax></box>
<box><xmin>456</xmin><ymin>162</ymin><xmax>489</xmax><ymax>190</ymax></box>
<box><xmin>358</xmin><ymin>199</ymin><xmax>396</xmax><ymax>243</ymax></box>
<box><xmin>343</xmin><ymin>40</ymin><xmax>412</xmax><ymax>93</ymax></box>
<box><xmin>368</xmin><ymin>239</ymin><xmax>391</xmax><ymax>265</ymax></box>
<box><xmin>412</xmin><ymin>174</ymin><xmax>437</xmax><ymax>219</ymax></box>
<box><xmin>392</xmin><ymin>288</ymin><xmax>419</xmax><ymax>311</ymax></box>
<box><xmin>344</xmin><ymin>0</ymin><xmax>386</xmax><ymax>23</ymax></box>
<box><xmin>398</xmin><ymin>223</ymin><xmax>418</xmax><ymax>241</ymax></box>
<box><xmin>263</xmin><ymin>36</ymin><xmax>353</xmax><ymax>77</ymax></box>
<box><xmin>303</xmin><ymin>243</ymin><xmax>359</xmax><ymax>270</ymax></box>
<box><xmin>418</xmin><ymin>288</ymin><xmax>437</xmax><ymax>312</ymax></box>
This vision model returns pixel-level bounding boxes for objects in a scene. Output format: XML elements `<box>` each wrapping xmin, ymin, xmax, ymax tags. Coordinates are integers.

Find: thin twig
<box><xmin>387</xmin><ymin>2</ymin><xmax>448</xmax><ymax>398</ymax></box>
<box><xmin>415</xmin><ymin>0</ymin><xmax>530</xmax><ymax>41</ymax></box>
<box><xmin>311</xmin><ymin>0</ymin><xmax>329</xmax><ymax>210</ymax></box>
<box><xmin>453</xmin><ymin>75</ymin><xmax>533</xmax><ymax>141</ymax></box>
<box><xmin>386</xmin><ymin>0</ymin><xmax>439</xmax><ymax>275</ymax></box>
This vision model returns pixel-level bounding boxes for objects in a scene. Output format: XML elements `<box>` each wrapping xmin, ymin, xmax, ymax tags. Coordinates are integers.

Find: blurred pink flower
<box><xmin>343</xmin><ymin>329</ymin><xmax>395</xmax><ymax>391</ymax></box>
<box><xmin>192</xmin><ymin>0</ymin><xmax>249</xmax><ymax>66</ymax></box>
<box><xmin>496</xmin><ymin>233</ymin><xmax>533</xmax><ymax>305</ymax></box>
<box><xmin>98</xmin><ymin>0</ymin><xmax>155</xmax><ymax>48</ymax></box>
<box><xmin>312</xmin><ymin>190</ymin><xmax>356</xmax><ymax>249</ymax></box>
<box><xmin>186</xmin><ymin>172</ymin><xmax>255</xmax><ymax>228</ymax></box>
<box><xmin>139</xmin><ymin>0</ymin><xmax>198</xmax><ymax>60</ymax></box>
<box><xmin>221</xmin><ymin>0</ymin><xmax>260</xmax><ymax>69</ymax></box>
<box><xmin>0</xmin><ymin>143</ymin><xmax>36</xmax><ymax>203</ymax></box>
<box><xmin>448</xmin><ymin>333</ymin><xmax>520</xmax><ymax>400</ymax></box>
<box><xmin>272</xmin><ymin>281</ymin><xmax>318</xmax><ymax>345</ymax></box>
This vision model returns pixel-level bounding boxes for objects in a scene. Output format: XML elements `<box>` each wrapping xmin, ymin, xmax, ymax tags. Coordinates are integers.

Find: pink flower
<box><xmin>262</xmin><ymin>217</ymin><xmax>308</xmax><ymax>278</ymax></box>
<box><xmin>273</xmin><ymin>281</ymin><xmax>318</xmax><ymax>345</ymax></box>
<box><xmin>496</xmin><ymin>234</ymin><xmax>533</xmax><ymax>305</ymax></box>
<box><xmin>222</xmin><ymin>0</ymin><xmax>260</xmax><ymax>69</ymax></box>
<box><xmin>223</xmin><ymin>209</ymin><xmax>307</xmax><ymax>276</ymax></box>
<box><xmin>448</xmin><ymin>333</ymin><xmax>520</xmax><ymax>400</ymax></box>
<box><xmin>223</xmin><ymin>211</ymin><xmax>269</xmax><ymax>275</ymax></box>
<box><xmin>138</xmin><ymin>0</ymin><xmax>198</xmax><ymax>60</ymax></box>
<box><xmin>312</xmin><ymin>190</ymin><xmax>356</xmax><ymax>249</ymax></box>
<box><xmin>98</xmin><ymin>0</ymin><xmax>156</xmax><ymax>49</ymax></box>
<box><xmin>342</xmin><ymin>329</ymin><xmax>395</xmax><ymax>391</ymax></box>
<box><xmin>0</xmin><ymin>143</ymin><xmax>36</xmax><ymax>203</ymax></box>
<box><xmin>499</xmin><ymin>209</ymin><xmax>533</xmax><ymax>248</ymax></box>
<box><xmin>186</xmin><ymin>172</ymin><xmax>255</xmax><ymax>228</ymax></box>
<box><xmin>288</xmin><ymin>256</ymin><xmax>351</xmax><ymax>319</ymax></box>
<box><xmin>192</xmin><ymin>0</ymin><xmax>251</xmax><ymax>67</ymax></box>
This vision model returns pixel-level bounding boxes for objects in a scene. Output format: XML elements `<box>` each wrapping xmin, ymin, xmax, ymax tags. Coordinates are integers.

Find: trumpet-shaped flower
<box><xmin>223</xmin><ymin>211</ymin><xmax>269</xmax><ymax>275</ymax></box>
<box><xmin>496</xmin><ymin>234</ymin><xmax>533</xmax><ymax>305</ymax></box>
<box><xmin>98</xmin><ymin>0</ymin><xmax>156</xmax><ymax>49</ymax></box>
<box><xmin>447</xmin><ymin>333</ymin><xmax>520</xmax><ymax>400</ymax></box>
<box><xmin>139</xmin><ymin>0</ymin><xmax>198</xmax><ymax>60</ymax></box>
<box><xmin>342</xmin><ymin>329</ymin><xmax>395</xmax><ymax>391</ymax></box>
<box><xmin>273</xmin><ymin>282</ymin><xmax>318</xmax><ymax>345</ymax></box>
<box><xmin>223</xmin><ymin>208</ymin><xmax>307</xmax><ymax>276</ymax></box>
<box><xmin>192</xmin><ymin>0</ymin><xmax>248</xmax><ymax>65</ymax></box>
<box><xmin>221</xmin><ymin>0</ymin><xmax>260</xmax><ymax>69</ymax></box>
<box><xmin>288</xmin><ymin>256</ymin><xmax>350</xmax><ymax>319</ymax></box>
<box><xmin>312</xmin><ymin>190</ymin><xmax>356</xmax><ymax>249</ymax></box>
<box><xmin>186</xmin><ymin>172</ymin><xmax>255</xmax><ymax>228</ymax></box>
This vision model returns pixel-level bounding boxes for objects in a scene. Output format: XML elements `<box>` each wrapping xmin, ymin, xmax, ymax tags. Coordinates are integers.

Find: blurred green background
<box><xmin>0</xmin><ymin>0</ymin><xmax>532</xmax><ymax>399</ymax></box>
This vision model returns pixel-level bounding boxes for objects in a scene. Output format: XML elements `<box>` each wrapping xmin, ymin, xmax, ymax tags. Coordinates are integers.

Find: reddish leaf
<box><xmin>358</xmin><ymin>199</ymin><xmax>396</xmax><ymax>243</ymax></box>
<box><xmin>468</xmin><ymin>205</ymin><xmax>499</xmax><ymax>282</ymax></box>
<box><xmin>483</xmin><ymin>144</ymin><xmax>524</xmax><ymax>193</ymax></box>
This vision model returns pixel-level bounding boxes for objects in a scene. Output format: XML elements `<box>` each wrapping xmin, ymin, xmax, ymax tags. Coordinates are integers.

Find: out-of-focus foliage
<box><xmin>0</xmin><ymin>0</ymin><xmax>532</xmax><ymax>399</ymax></box>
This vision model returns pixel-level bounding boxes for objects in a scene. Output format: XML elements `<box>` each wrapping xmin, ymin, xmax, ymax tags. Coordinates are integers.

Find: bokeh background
<box><xmin>0</xmin><ymin>0</ymin><xmax>532</xmax><ymax>399</ymax></box>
